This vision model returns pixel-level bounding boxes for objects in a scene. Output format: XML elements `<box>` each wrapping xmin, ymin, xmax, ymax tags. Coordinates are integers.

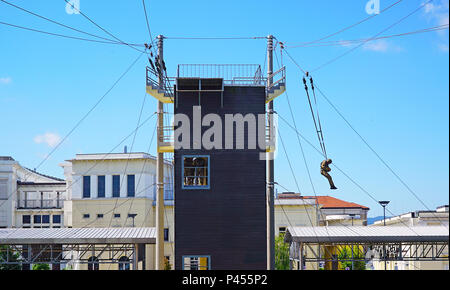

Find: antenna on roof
<box><xmin>124</xmin><ymin>146</ymin><xmax>128</xmax><ymax>154</ymax></box>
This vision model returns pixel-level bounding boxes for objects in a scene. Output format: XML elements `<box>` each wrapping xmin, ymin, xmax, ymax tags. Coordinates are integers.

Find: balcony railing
<box><xmin>17</xmin><ymin>199</ymin><xmax>63</xmax><ymax>209</ymax></box>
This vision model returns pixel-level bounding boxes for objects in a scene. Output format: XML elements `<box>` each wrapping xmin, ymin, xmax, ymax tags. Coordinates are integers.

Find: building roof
<box><xmin>303</xmin><ymin>196</ymin><xmax>370</xmax><ymax>210</ymax></box>
<box><xmin>68</xmin><ymin>152</ymin><xmax>173</xmax><ymax>166</ymax></box>
<box><xmin>373</xmin><ymin>207</ymin><xmax>449</xmax><ymax>225</ymax></box>
<box><xmin>284</xmin><ymin>226</ymin><xmax>449</xmax><ymax>243</ymax></box>
<box><xmin>0</xmin><ymin>156</ymin><xmax>15</xmax><ymax>161</ymax></box>
<box><xmin>22</xmin><ymin>167</ymin><xmax>65</xmax><ymax>182</ymax></box>
<box><xmin>0</xmin><ymin>227</ymin><xmax>156</xmax><ymax>245</ymax></box>
<box><xmin>277</xmin><ymin>192</ymin><xmax>303</xmax><ymax>199</ymax></box>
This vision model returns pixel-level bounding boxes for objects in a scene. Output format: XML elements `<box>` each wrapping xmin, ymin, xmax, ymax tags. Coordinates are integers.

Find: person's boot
<box><xmin>331</xmin><ymin>185</ymin><xmax>338</xmax><ymax>190</ymax></box>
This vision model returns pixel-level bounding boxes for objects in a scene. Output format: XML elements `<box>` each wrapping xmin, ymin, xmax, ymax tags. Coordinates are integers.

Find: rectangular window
<box><xmin>164</xmin><ymin>228</ymin><xmax>169</xmax><ymax>241</ymax></box>
<box><xmin>42</xmin><ymin>215</ymin><xmax>50</xmax><ymax>224</ymax></box>
<box><xmin>33</xmin><ymin>215</ymin><xmax>41</xmax><ymax>224</ymax></box>
<box><xmin>83</xmin><ymin>176</ymin><xmax>91</xmax><ymax>198</ymax></box>
<box><xmin>22</xmin><ymin>215</ymin><xmax>31</xmax><ymax>224</ymax></box>
<box><xmin>97</xmin><ymin>176</ymin><xmax>105</xmax><ymax>198</ymax></box>
<box><xmin>182</xmin><ymin>156</ymin><xmax>210</xmax><ymax>189</ymax></box>
<box><xmin>279</xmin><ymin>227</ymin><xmax>286</xmax><ymax>234</ymax></box>
<box><xmin>97</xmin><ymin>214</ymin><xmax>104</xmax><ymax>219</ymax></box>
<box><xmin>83</xmin><ymin>214</ymin><xmax>90</xmax><ymax>219</ymax></box>
<box><xmin>182</xmin><ymin>256</ymin><xmax>210</xmax><ymax>270</ymax></box>
<box><xmin>114</xmin><ymin>213</ymin><xmax>120</xmax><ymax>218</ymax></box>
<box><xmin>53</xmin><ymin>215</ymin><xmax>61</xmax><ymax>224</ymax></box>
<box><xmin>112</xmin><ymin>175</ymin><xmax>120</xmax><ymax>197</ymax></box>
<box><xmin>0</xmin><ymin>179</ymin><xmax>7</xmax><ymax>200</ymax></box>
<box><xmin>127</xmin><ymin>175</ymin><xmax>135</xmax><ymax>197</ymax></box>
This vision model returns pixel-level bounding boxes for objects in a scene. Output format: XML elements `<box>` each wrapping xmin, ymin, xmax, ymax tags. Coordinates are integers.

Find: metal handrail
<box><xmin>18</xmin><ymin>199</ymin><xmax>63</xmax><ymax>209</ymax></box>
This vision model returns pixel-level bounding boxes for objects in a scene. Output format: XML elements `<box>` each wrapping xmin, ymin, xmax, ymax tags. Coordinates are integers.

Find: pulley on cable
<box><xmin>302</xmin><ymin>72</ymin><xmax>337</xmax><ymax>190</ymax></box>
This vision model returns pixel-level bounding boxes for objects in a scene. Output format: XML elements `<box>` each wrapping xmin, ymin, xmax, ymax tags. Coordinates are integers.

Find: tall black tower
<box><xmin>146</xmin><ymin>62</ymin><xmax>285</xmax><ymax>270</ymax></box>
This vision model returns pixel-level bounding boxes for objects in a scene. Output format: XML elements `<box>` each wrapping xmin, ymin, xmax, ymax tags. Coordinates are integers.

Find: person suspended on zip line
<box><xmin>320</xmin><ymin>159</ymin><xmax>337</xmax><ymax>190</ymax></box>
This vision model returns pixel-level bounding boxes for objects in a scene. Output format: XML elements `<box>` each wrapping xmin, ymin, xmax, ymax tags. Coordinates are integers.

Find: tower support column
<box><xmin>156</xmin><ymin>34</ymin><xmax>165</xmax><ymax>270</ymax></box>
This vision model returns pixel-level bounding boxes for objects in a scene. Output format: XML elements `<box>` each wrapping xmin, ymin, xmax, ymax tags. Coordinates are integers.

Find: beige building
<box><xmin>61</xmin><ymin>152</ymin><xmax>174</xmax><ymax>270</ymax></box>
<box><xmin>275</xmin><ymin>192</ymin><xmax>319</xmax><ymax>236</ymax></box>
<box><xmin>371</xmin><ymin>205</ymin><xmax>449</xmax><ymax>270</ymax></box>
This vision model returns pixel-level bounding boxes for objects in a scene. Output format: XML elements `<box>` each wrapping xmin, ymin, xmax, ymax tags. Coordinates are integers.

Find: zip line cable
<box><xmin>121</xmin><ymin>100</ymin><xmax>157</xmax><ymax>228</ymax></box>
<box><xmin>274</xmin><ymin>51</ymin><xmax>374</xmax><ymax>250</ymax></box>
<box><xmin>292</xmin><ymin>0</ymin><xmax>404</xmax><ymax>47</ymax></box>
<box><xmin>303</xmin><ymin>76</ymin><xmax>328</xmax><ymax>159</ymax></box>
<box><xmin>107</xmin><ymin>92</ymin><xmax>149</xmax><ymax>228</ymax></box>
<box><xmin>278</xmin><ymin>113</ymin><xmax>430</xmax><ymax>235</ymax></box>
<box><xmin>2</xmin><ymin>112</ymin><xmax>157</xmax><ymax>240</ymax></box>
<box><xmin>142</xmin><ymin>0</ymin><xmax>158</xmax><ymax>57</ymax></box>
<box><xmin>278</xmin><ymin>129</ymin><xmax>324</xmax><ymax>245</ymax></box>
<box><xmin>0</xmin><ymin>0</ymin><xmax>128</xmax><ymax>44</ymax></box>
<box><xmin>287</xmin><ymin>24</ymin><xmax>449</xmax><ymax>48</ymax></box>
<box><xmin>0</xmin><ymin>51</ymin><xmax>145</xmax><ymax>210</ymax></box>
<box><xmin>283</xmin><ymin>39</ymin><xmax>448</xmax><ymax>228</ymax></box>
<box><xmin>62</xmin><ymin>0</ymin><xmax>146</xmax><ymax>53</ymax></box>
<box><xmin>309</xmin><ymin>77</ymin><xmax>327</xmax><ymax>159</ymax></box>
<box><xmin>163</xmin><ymin>36</ymin><xmax>266</xmax><ymax>40</ymax></box>
<box><xmin>0</xmin><ymin>21</ymin><xmax>143</xmax><ymax>46</ymax></box>
<box><xmin>310</xmin><ymin>0</ymin><xmax>435</xmax><ymax>72</ymax></box>
<box><xmin>314</xmin><ymin>84</ymin><xmax>450</xmax><ymax>230</ymax></box>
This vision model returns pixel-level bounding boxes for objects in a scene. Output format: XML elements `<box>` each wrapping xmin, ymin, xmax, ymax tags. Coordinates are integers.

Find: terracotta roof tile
<box><xmin>302</xmin><ymin>195</ymin><xmax>370</xmax><ymax>210</ymax></box>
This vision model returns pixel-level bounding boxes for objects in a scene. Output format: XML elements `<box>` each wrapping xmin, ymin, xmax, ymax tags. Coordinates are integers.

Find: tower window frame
<box><xmin>182</xmin><ymin>155</ymin><xmax>210</xmax><ymax>190</ymax></box>
<box><xmin>182</xmin><ymin>255</ymin><xmax>211</xmax><ymax>270</ymax></box>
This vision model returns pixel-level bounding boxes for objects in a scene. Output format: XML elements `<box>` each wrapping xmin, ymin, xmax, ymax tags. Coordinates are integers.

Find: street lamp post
<box><xmin>349</xmin><ymin>214</ymin><xmax>356</xmax><ymax>270</ymax></box>
<box><xmin>378</xmin><ymin>201</ymin><xmax>390</xmax><ymax>270</ymax></box>
<box><xmin>378</xmin><ymin>201</ymin><xmax>390</xmax><ymax>226</ymax></box>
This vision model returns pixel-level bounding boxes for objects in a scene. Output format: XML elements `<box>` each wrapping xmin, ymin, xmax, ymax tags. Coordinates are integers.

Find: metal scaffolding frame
<box><xmin>0</xmin><ymin>243</ymin><xmax>141</xmax><ymax>267</ymax></box>
<box><xmin>290</xmin><ymin>241</ymin><xmax>449</xmax><ymax>268</ymax></box>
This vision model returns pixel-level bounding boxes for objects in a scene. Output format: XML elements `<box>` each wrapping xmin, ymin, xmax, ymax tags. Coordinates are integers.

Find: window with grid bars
<box><xmin>182</xmin><ymin>256</ymin><xmax>210</xmax><ymax>270</ymax></box>
<box><xmin>182</xmin><ymin>156</ymin><xmax>209</xmax><ymax>189</ymax></box>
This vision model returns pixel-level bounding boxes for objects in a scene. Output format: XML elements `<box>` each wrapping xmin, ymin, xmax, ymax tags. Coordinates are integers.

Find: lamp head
<box><xmin>379</xmin><ymin>200</ymin><xmax>390</xmax><ymax>207</ymax></box>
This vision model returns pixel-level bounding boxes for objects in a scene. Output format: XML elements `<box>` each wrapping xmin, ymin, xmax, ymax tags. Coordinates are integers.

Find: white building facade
<box><xmin>0</xmin><ymin>156</ymin><xmax>67</xmax><ymax>229</ymax></box>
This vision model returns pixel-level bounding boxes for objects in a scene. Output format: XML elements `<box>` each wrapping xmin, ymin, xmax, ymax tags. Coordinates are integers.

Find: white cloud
<box><xmin>0</xmin><ymin>77</ymin><xmax>12</xmax><ymax>85</ymax></box>
<box><xmin>363</xmin><ymin>40</ymin><xmax>403</xmax><ymax>52</ymax></box>
<box><xmin>438</xmin><ymin>43</ymin><xmax>449</xmax><ymax>52</ymax></box>
<box><xmin>423</xmin><ymin>0</ymin><xmax>450</xmax><ymax>52</ymax></box>
<box><xmin>34</xmin><ymin>132</ymin><xmax>62</xmax><ymax>148</ymax></box>
<box><xmin>423</xmin><ymin>0</ymin><xmax>449</xmax><ymax>28</ymax></box>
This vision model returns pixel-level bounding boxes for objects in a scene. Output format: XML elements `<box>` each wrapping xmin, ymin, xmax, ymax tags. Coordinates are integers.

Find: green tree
<box><xmin>275</xmin><ymin>234</ymin><xmax>290</xmax><ymax>270</ymax></box>
<box><xmin>164</xmin><ymin>257</ymin><xmax>172</xmax><ymax>270</ymax></box>
<box><xmin>0</xmin><ymin>245</ymin><xmax>21</xmax><ymax>270</ymax></box>
<box><xmin>32</xmin><ymin>263</ymin><xmax>50</xmax><ymax>270</ymax></box>
<box><xmin>338</xmin><ymin>246</ymin><xmax>366</xmax><ymax>270</ymax></box>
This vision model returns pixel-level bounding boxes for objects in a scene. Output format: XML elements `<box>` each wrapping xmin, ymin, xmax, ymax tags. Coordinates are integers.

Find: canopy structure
<box><xmin>0</xmin><ymin>228</ymin><xmax>156</xmax><ymax>269</ymax></box>
<box><xmin>284</xmin><ymin>226</ymin><xmax>449</xmax><ymax>270</ymax></box>
<box><xmin>0</xmin><ymin>227</ymin><xmax>156</xmax><ymax>245</ymax></box>
<box><xmin>285</xmin><ymin>226</ymin><xmax>449</xmax><ymax>243</ymax></box>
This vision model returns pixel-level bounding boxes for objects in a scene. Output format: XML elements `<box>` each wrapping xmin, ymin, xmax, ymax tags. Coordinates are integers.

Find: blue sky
<box><xmin>0</xmin><ymin>0</ymin><xmax>448</xmax><ymax>217</ymax></box>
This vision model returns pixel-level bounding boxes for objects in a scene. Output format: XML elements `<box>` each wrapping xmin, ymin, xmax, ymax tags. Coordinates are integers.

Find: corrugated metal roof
<box><xmin>0</xmin><ymin>227</ymin><xmax>156</xmax><ymax>245</ymax></box>
<box><xmin>285</xmin><ymin>226</ymin><xmax>449</xmax><ymax>243</ymax></box>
